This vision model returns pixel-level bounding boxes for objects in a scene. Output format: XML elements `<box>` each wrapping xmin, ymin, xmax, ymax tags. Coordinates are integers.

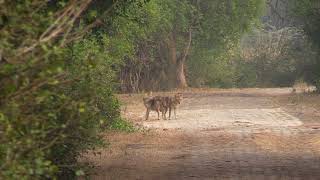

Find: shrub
<box><xmin>0</xmin><ymin>1</ymin><xmax>124</xmax><ymax>179</ymax></box>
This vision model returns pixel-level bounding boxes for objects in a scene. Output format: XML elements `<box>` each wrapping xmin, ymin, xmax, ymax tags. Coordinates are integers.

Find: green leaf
<box><xmin>0</xmin><ymin>112</ymin><xmax>5</xmax><ymax>121</ymax></box>
<box><xmin>75</xmin><ymin>170</ymin><xmax>85</xmax><ymax>176</ymax></box>
<box><xmin>79</xmin><ymin>108</ymin><xmax>85</xmax><ymax>113</ymax></box>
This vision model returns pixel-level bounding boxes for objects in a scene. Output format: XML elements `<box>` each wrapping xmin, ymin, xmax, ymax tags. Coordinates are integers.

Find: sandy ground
<box><xmin>83</xmin><ymin>88</ymin><xmax>320</xmax><ymax>180</ymax></box>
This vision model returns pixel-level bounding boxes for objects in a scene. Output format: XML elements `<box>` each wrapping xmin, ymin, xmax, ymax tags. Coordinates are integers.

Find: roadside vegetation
<box><xmin>0</xmin><ymin>0</ymin><xmax>319</xmax><ymax>179</ymax></box>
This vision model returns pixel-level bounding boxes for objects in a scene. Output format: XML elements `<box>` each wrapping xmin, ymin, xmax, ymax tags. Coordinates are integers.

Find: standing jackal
<box><xmin>167</xmin><ymin>93</ymin><xmax>183</xmax><ymax>119</ymax></box>
<box><xmin>143</xmin><ymin>93</ymin><xmax>183</xmax><ymax>120</ymax></box>
<box><xmin>143</xmin><ymin>96</ymin><xmax>168</xmax><ymax>120</ymax></box>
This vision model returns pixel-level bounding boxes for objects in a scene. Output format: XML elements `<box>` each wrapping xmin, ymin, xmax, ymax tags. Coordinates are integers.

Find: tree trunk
<box><xmin>166</xmin><ymin>29</ymin><xmax>192</xmax><ymax>89</ymax></box>
<box><xmin>176</xmin><ymin>59</ymin><xmax>188</xmax><ymax>88</ymax></box>
<box><xmin>176</xmin><ymin>29</ymin><xmax>192</xmax><ymax>88</ymax></box>
<box><xmin>167</xmin><ymin>32</ymin><xmax>178</xmax><ymax>89</ymax></box>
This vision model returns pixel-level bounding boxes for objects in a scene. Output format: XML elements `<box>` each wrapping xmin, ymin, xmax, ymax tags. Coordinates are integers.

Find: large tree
<box><xmin>187</xmin><ymin>0</ymin><xmax>265</xmax><ymax>88</ymax></box>
<box><xmin>116</xmin><ymin>0</ymin><xmax>265</xmax><ymax>91</ymax></box>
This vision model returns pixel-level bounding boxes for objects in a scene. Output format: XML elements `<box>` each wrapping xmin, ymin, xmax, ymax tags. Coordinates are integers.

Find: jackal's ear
<box><xmin>144</xmin><ymin>91</ymin><xmax>151</xmax><ymax>98</ymax></box>
<box><xmin>146</xmin><ymin>91</ymin><xmax>153</xmax><ymax>97</ymax></box>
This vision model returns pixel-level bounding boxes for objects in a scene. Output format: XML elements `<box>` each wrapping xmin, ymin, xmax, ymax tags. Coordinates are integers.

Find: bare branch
<box><xmin>180</xmin><ymin>28</ymin><xmax>193</xmax><ymax>63</ymax></box>
<box><xmin>15</xmin><ymin>0</ymin><xmax>93</xmax><ymax>58</ymax></box>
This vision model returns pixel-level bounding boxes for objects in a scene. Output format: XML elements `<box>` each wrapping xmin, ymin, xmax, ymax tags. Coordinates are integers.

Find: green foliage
<box><xmin>187</xmin><ymin>0</ymin><xmax>265</xmax><ymax>88</ymax></box>
<box><xmin>187</xmin><ymin>49</ymin><xmax>236</xmax><ymax>88</ymax></box>
<box><xmin>233</xmin><ymin>27</ymin><xmax>318</xmax><ymax>88</ymax></box>
<box><xmin>0</xmin><ymin>0</ymin><xmax>138</xmax><ymax>179</ymax></box>
<box><xmin>108</xmin><ymin>117</ymin><xmax>135</xmax><ymax>132</ymax></box>
<box><xmin>291</xmin><ymin>0</ymin><xmax>320</xmax><ymax>88</ymax></box>
<box><xmin>114</xmin><ymin>0</ymin><xmax>266</xmax><ymax>91</ymax></box>
<box><xmin>69</xmin><ymin>34</ymin><xmax>128</xmax><ymax>128</ymax></box>
<box><xmin>292</xmin><ymin>0</ymin><xmax>320</xmax><ymax>45</ymax></box>
<box><xmin>194</xmin><ymin>0</ymin><xmax>265</xmax><ymax>50</ymax></box>
<box><xmin>234</xmin><ymin>60</ymin><xmax>258</xmax><ymax>88</ymax></box>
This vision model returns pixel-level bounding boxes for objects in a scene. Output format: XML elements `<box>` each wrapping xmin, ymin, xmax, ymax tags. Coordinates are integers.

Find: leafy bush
<box><xmin>108</xmin><ymin>117</ymin><xmax>135</xmax><ymax>132</ymax></box>
<box><xmin>187</xmin><ymin>55</ymin><xmax>236</xmax><ymax>88</ymax></box>
<box><xmin>287</xmin><ymin>0</ymin><xmax>320</xmax><ymax>90</ymax></box>
<box><xmin>234</xmin><ymin>61</ymin><xmax>258</xmax><ymax>88</ymax></box>
<box><xmin>0</xmin><ymin>1</ymin><xmax>129</xmax><ymax>179</ymax></box>
<box><xmin>236</xmin><ymin>27</ymin><xmax>317</xmax><ymax>87</ymax></box>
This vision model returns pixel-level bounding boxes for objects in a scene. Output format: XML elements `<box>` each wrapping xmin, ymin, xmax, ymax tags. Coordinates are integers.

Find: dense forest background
<box><xmin>0</xmin><ymin>0</ymin><xmax>319</xmax><ymax>179</ymax></box>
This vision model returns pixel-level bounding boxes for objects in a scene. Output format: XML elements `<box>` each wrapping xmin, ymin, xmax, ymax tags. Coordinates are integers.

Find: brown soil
<box><xmin>83</xmin><ymin>88</ymin><xmax>320</xmax><ymax>180</ymax></box>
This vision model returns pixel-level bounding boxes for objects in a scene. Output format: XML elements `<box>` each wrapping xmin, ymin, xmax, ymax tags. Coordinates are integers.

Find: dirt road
<box><xmin>85</xmin><ymin>88</ymin><xmax>320</xmax><ymax>180</ymax></box>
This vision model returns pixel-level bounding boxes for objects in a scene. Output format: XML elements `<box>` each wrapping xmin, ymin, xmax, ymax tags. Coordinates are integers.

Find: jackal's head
<box><xmin>174</xmin><ymin>93</ymin><xmax>183</xmax><ymax>104</ymax></box>
<box><xmin>143</xmin><ymin>97</ymin><xmax>152</xmax><ymax>108</ymax></box>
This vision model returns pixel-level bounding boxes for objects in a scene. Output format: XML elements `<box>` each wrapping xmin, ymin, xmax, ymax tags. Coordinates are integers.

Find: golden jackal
<box><xmin>143</xmin><ymin>96</ymin><xmax>168</xmax><ymax>120</ymax></box>
<box><xmin>143</xmin><ymin>93</ymin><xmax>183</xmax><ymax>120</ymax></box>
<box><xmin>167</xmin><ymin>93</ymin><xmax>183</xmax><ymax>119</ymax></box>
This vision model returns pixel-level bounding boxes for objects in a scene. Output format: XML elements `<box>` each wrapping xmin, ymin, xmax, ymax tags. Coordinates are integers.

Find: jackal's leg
<box><xmin>168</xmin><ymin>107</ymin><xmax>172</xmax><ymax>120</ymax></box>
<box><xmin>145</xmin><ymin>109</ymin><xmax>150</xmax><ymax>120</ymax></box>
<box><xmin>162</xmin><ymin>108</ymin><xmax>167</xmax><ymax>120</ymax></box>
<box><xmin>174</xmin><ymin>107</ymin><xmax>177</xmax><ymax>119</ymax></box>
<box><xmin>157</xmin><ymin>110</ymin><xmax>160</xmax><ymax>120</ymax></box>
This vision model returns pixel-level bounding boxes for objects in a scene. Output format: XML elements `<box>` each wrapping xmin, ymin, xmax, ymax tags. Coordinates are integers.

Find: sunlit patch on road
<box><xmin>142</xmin><ymin>108</ymin><xmax>302</xmax><ymax>130</ymax></box>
